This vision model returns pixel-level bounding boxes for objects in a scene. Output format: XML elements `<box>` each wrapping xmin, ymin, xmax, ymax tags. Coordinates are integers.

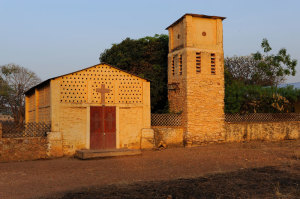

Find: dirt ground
<box><xmin>0</xmin><ymin>140</ymin><xmax>299</xmax><ymax>199</ymax></box>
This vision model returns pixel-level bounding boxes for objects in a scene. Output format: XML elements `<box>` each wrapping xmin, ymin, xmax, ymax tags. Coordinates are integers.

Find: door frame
<box><xmin>86</xmin><ymin>105</ymin><xmax>119</xmax><ymax>149</ymax></box>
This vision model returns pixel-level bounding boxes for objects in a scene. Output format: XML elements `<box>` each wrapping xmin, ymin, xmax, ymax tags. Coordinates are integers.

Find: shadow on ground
<box><xmin>43</xmin><ymin>165</ymin><xmax>300</xmax><ymax>199</ymax></box>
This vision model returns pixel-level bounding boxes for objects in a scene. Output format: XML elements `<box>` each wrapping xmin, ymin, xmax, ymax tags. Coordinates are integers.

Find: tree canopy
<box><xmin>225</xmin><ymin>39</ymin><xmax>297</xmax><ymax>87</ymax></box>
<box><xmin>100</xmin><ymin>34</ymin><xmax>169</xmax><ymax>113</ymax></box>
<box><xmin>100</xmin><ymin>36</ymin><xmax>299</xmax><ymax>114</ymax></box>
<box><xmin>225</xmin><ymin>39</ymin><xmax>299</xmax><ymax>113</ymax></box>
<box><xmin>0</xmin><ymin>63</ymin><xmax>41</xmax><ymax>123</ymax></box>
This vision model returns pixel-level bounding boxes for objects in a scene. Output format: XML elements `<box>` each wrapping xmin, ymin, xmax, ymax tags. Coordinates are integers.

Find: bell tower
<box><xmin>166</xmin><ymin>14</ymin><xmax>226</xmax><ymax>145</ymax></box>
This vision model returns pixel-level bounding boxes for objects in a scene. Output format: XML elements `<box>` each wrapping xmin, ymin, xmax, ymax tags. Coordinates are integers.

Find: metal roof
<box><xmin>166</xmin><ymin>13</ymin><xmax>226</xmax><ymax>30</ymax></box>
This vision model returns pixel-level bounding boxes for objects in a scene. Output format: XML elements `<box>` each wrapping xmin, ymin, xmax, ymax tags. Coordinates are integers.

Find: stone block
<box><xmin>47</xmin><ymin>132</ymin><xmax>63</xmax><ymax>157</ymax></box>
<box><xmin>47</xmin><ymin>131</ymin><xmax>62</xmax><ymax>141</ymax></box>
<box><xmin>141</xmin><ymin>128</ymin><xmax>154</xmax><ymax>149</ymax></box>
<box><xmin>153</xmin><ymin>127</ymin><xmax>184</xmax><ymax>148</ymax></box>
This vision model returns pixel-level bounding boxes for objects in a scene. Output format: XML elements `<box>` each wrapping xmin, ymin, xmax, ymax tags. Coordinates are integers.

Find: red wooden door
<box><xmin>90</xmin><ymin>106</ymin><xmax>116</xmax><ymax>149</ymax></box>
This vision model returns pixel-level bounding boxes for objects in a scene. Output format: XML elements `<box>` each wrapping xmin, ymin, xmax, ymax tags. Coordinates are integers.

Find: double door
<box><xmin>90</xmin><ymin>106</ymin><xmax>116</xmax><ymax>149</ymax></box>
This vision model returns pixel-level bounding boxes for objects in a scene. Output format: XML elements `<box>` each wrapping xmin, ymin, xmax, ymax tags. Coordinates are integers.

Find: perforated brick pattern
<box><xmin>59</xmin><ymin>64</ymin><xmax>144</xmax><ymax>104</ymax></box>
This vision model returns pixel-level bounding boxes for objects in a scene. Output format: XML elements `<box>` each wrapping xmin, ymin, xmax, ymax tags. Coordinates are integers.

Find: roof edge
<box><xmin>166</xmin><ymin>13</ymin><xmax>226</xmax><ymax>30</ymax></box>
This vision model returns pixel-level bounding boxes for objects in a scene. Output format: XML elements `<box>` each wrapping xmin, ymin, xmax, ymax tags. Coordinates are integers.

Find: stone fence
<box><xmin>0</xmin><ymin>123</ymin><xmax>47</xmax><ymax>162</ymax></box>
<box><xmin>0</xmin><ymin>123</ymin><xmax>63</xmax><ymax>162</ymax></box>
<box><xmin>144</xmin><ymin>113</ymin><xmax>300</xmax><ymax>148</ymax></box>
<box><xmin>225</xmin><ymin>121</ymin><xmax>300</xmax><ymax>142</ymax></box>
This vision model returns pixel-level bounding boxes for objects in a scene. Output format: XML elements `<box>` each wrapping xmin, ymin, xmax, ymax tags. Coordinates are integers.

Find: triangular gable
<box><xmin>57</xmin><ymin>63</ymin><xmax>147</xmax><ymax>104</ymax></box>
<box><xmin>24</xmin><ymin>63</ymin><xmax>149</xmax><ymax>95</ymax></box>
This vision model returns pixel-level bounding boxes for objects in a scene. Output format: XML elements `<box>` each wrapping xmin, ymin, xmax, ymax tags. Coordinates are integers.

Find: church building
<box><xmin>24</xmin><ymin>13</ymin><xmax>226</xmax><ymax>156</ymax></box>
<box><xmin>24</xmin><ymin>63</ymin><xmax>151</xmax><ymax>155</ymax></box>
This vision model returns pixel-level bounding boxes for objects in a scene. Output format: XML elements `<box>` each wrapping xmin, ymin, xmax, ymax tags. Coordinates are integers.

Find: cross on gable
<box><xmin>96</xmin><ymin>84</ymin><xmax>111</xmax><ymax>105</ymax></box>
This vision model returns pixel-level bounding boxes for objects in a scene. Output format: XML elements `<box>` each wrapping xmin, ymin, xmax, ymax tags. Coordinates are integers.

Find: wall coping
<box><xmin>152</xmin><ymin>126</ymin><xmax>184</xmax><ymax>128</ymax></box>
<box><xmin>225</xmin><ymin>121</ymin><xmax>300</xmax><ymax>124</ymax></box>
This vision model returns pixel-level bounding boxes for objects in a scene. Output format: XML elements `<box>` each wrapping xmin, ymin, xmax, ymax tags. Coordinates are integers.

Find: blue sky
<box><xmin>0</xmin><ymin>0</ymin><xmax>300</xmax><ymax>83</ymax></box>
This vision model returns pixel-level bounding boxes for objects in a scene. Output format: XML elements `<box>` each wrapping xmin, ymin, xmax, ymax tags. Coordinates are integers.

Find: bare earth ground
<box><xmin>0</xmin><ymin>140</ymin><xmax>299</xmax><ymax>199</ymax></box>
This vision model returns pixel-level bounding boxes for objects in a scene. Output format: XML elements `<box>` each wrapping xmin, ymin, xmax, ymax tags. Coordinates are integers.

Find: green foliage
<box><xmin>225</xmin><ymin>82</ymin><xmax>300</xmax><ymax>114</ymax></box>
<box><xmin>225</xmin><ymin>38</ymin><xmax>299</xmax><ymax>114</ymax></box>
<box><xmin>252</xmin><ymin>38</ymin><xmax>297</xmax><ymax>86</ymax></box>
<box><xmin>226</xmin><ymin>39</ymin><xmax>297</xmax><ymax>87</ymax></box>
<box><xmin>100</xmin><ymin>34</ymin><xmax>169</xmax><ymax>113</ymax></box>
<box><xmin>100</xmin><ymin>35</ymin><xmax>298</xmax><ymax>114</ymax></box>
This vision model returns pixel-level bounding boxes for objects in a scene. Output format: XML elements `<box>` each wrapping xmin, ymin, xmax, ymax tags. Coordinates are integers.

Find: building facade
<box><xmin>25</xmin><ymin>63</ymin><xmax>151</xmax><ymax>155</ymax></box>
<box><xmin>167</xmin><ymin>14</ymin><xmax>226</xmax><ymax>144</ymax></box>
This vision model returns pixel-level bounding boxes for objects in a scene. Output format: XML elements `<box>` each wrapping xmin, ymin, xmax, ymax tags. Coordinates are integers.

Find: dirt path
<box><xmin>0</xmin><ymin>140</ymin><xmax>299</xmax><ymax>199</ymax></box>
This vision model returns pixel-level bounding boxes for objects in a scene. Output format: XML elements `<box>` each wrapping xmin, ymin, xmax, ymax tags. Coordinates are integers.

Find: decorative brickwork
<box><xmin>1</xmin><ymin>122</ymin><xmax>50</xmax><ymax>138</ymax></box>
<box><xmin>226</xmin><ymin>113</ymin><xmax>300</xmax><ymax>122</ymax></box>
<box><xmin>151</xmin><ymin>113</ymin><xmax>182</xmax><ymax>126</ymax></box>
<box><xmin>59</xmin><ymin>65</ymin><xmax>143</xmax><ymax>104</ymax></box>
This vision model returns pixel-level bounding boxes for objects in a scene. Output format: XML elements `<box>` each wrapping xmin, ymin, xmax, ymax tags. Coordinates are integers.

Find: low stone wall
<box><xmin>0</xmin><ymin>137</ymin><xmax>48</xmax><ymax>162</ymax></box>
<box><xmin>225</xmin><ymin>121</ymin><xmax>300</xmax><ymax>142</ymax></box>
<box><xmin>152</xmin><ymin>126</ymin><xmax>184</xmax><ymax>148</ymax></box>
<box><xmin>0</xmin><ymin>123</ymin><xmax>49</xmax><ymax>162</ymax></box>
<box><xmin>47</xmin><ymin>131</ymin><xmax>63</xmax><ymax>158</ymax></box>
<box><xmin>150</xmin><ymin>121</ymin><xmax>300</xmax><ymax>147</ymax></box>
<box><xmin>141</xmin><ymin>128</ymin><xmax>155</xmax><ymax>149</ymax></box>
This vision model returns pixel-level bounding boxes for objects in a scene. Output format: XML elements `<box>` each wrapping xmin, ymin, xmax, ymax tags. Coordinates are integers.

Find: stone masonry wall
<box><xmin>0</xmin><ymin>123</ymin><xmax>48</xmax><ymax>162</ymax></box>
<box><xmin>168</xmin><ymin>49</ymin><xmax>187</xmax><ymax>113</ymax></box>
<box><xmin>149</xmin><ymin>121</ymin><xmax>299</xmax><ymax>148</ymax></box>
<box><xmin>225</xmin><ymin>121</ymin><xmax>300</xmax><ymax>142</ymax></box>
<box><xmin>167</xmin><ymin>16</ymin><xmax>225</xmax><ymax>146</ymax></box>
<box><xmin>185</xmin><ymin>50</ymin><xmax>225</xmax><ymax>145</ymax></box>
<box><xmin>152</xmin><ymin>126</ymin><xmax>184</xmax><ymax>148</ymax></box>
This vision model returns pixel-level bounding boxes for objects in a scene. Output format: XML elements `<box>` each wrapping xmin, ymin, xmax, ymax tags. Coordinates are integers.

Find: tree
<box><xmin>100</xmin><ymin>34</ymin><xmax>169</xmax><ymax>113</ymax></box>
<box><xmin>225</xmin><ymin>38</ymin><xmax>297</xmax><ymax>86</ymax></box>
<box><xmin>225</xmin><ymin>82</ymin><xmax>300</xmax><ymax>114</ymax></box>
<box><xmin>225</xmin><ymin>56</ymin><xmax>260</xmax><ymax>85</ymax></box>
<box><xmin>0</xmin><ymin>64</ymin><xmax>41</xmax><ymax>123</ymax></box>
<box><xmin>0</xmin><ymin>77</ymin><xmax>11</xmax><ymax>114</ymax></box>
<box><xmin>224</xmin><ymin>38</ymin><xmax>299</xmax><ymax>114</ymax></box>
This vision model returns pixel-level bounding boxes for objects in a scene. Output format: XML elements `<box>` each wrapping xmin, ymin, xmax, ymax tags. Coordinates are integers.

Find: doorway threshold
<box><xmin>75</xmin><ymin>148</ymin><xmax>142</xmax><ymax>160</ymax></box>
